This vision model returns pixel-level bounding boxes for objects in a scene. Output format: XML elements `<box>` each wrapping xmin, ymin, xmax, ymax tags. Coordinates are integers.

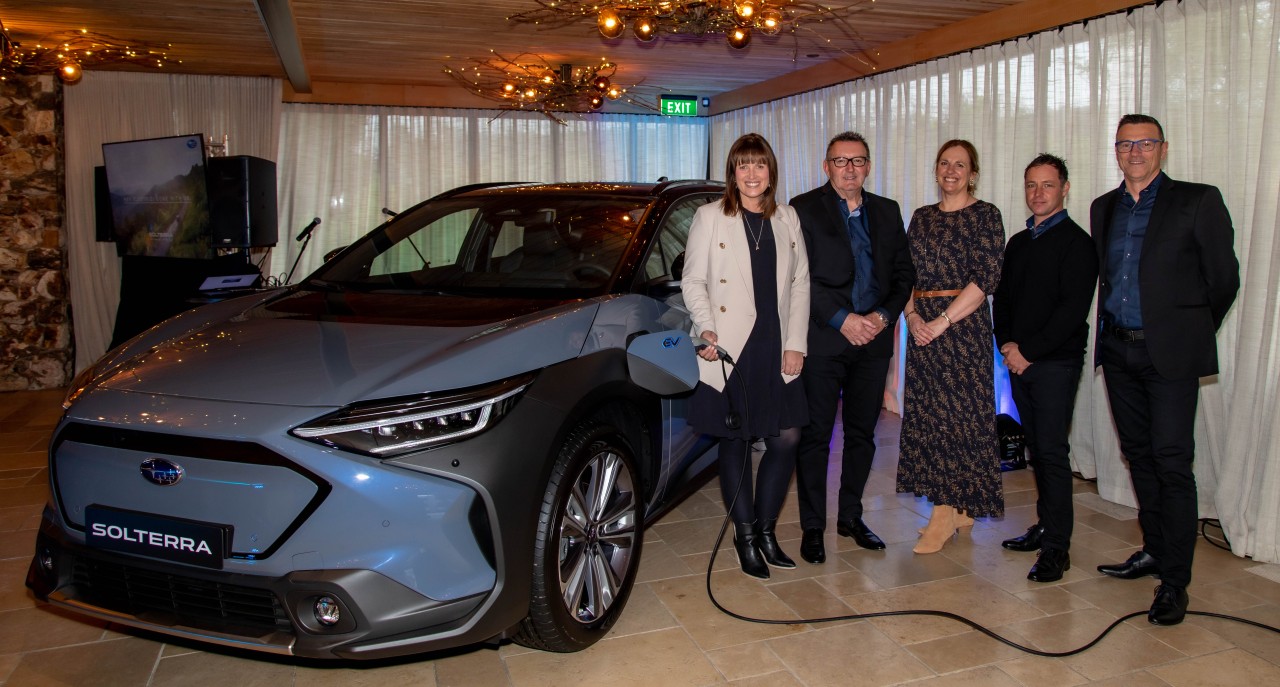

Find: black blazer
<box><xmin>790</xmin><ymin>182</ymin><xmax>915</xmax><ymax>358</ymax></box>
<box><xmin>1090</xmin><ymin>174</ymin><xmax>1239</xmax><ymax>379</ymax></box>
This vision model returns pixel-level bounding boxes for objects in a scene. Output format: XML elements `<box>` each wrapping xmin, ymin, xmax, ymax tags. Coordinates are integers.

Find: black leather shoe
<box><xmin>1027</xmin><ymin>548</ymin><xmax>1070</xmax><ymax>582</ymax></box>
<box><xmin>1002</xmin><ymin>523</ymin><xmax>1045</xmax><ymax>552</ymax></box>
<box><xmin>799</xmin><ymin>528</ymin><xmax>826</xmax><ymax>564</ymax></box>
<box><xmin>1148</xmin><ymin>584</ymin><xmax>1188</xmax><ymax>625</ymax></box>
<box><xmin>837</xmin><ymin>519</ymin><xmax>886</xmax><ymax>550</ymax></box>
<box><xmin>732</xmin><ymin>522</ymin><xmax>770</xmax><ymax>579</ymax></box>
<box><xmin>757</xmin><ymin>520</ymin><xmax>796</xmax><ymax>569</ymax></box>
<box><xmin>1097</xmin><ymin>551</ymin><xmax>1161</xmax><ymax>579</ymax></box>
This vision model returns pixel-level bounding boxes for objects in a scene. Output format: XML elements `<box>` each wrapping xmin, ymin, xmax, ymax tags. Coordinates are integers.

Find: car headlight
<box><xmin>291</xmin><ymin>373</ymin><xmax>535</xmax><ymax>458</ymax></box>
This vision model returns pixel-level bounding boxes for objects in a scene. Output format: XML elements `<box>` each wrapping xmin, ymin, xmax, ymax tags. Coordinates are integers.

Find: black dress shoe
<box><xmin>799</xmin><ymin>528</ymin><xmax>826</xmax><ymax>564</ymax></box>
<box><xmin>1097</xmin><ymin>551</ymin><xmax>1161</xmax><ymax>579</ymax></box>
<box><xmin>757</xmin><ymin>520</ymin><xmax>796</xmax><ymax>569</ymax></box>
<box><xmin>1148</xmin><ymin>584</ymin><xmax>1188</xmax><ymax>625</ymax></box>
<box><xmin>1002</xmin><ymin>523</ymin><xmax>1045</xmax><ymax>552</ymax></box>
<box><xmin>1027</xmin><ymin>548</ymin><xmax>1070</xmax><ymax>582</ymax></box>
<box><xmin>732</xmin><ymin>522</ymin><xmax>769</xmax><ymax>579</ymax></box>
<box><xmin>837</xmin><ymin>519</ymin><xmax>886</xmax><ymax>550</ymax></box>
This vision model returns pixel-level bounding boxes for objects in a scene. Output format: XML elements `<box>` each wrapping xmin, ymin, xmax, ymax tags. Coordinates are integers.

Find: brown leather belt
<box><xmin>913</xmin><ymin>289</ymin><xmax>962</xmax><ymax>298</ymax></box>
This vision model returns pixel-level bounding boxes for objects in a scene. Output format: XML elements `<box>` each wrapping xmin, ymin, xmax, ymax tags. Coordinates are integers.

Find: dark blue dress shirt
<box><xmin>827</xmin><ymin>197</ymin><xmax>884</xmax><ymax>330</ymax></box>
<box><xmin>1028</xmin><ymin>208</ymin><xmax>1069</xmax><ymax>238</ymax></box>
<box><xmin>1103</xmin><ymin>173</ymin><xmax>1164</xmax><ymax>329</ymax></box>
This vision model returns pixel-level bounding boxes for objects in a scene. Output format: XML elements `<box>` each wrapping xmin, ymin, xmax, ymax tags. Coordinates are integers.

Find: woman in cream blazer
<box><xmin>681</xmin><ymin>133</ymin><xmax>810</xmax><ymax>579</ymax></box>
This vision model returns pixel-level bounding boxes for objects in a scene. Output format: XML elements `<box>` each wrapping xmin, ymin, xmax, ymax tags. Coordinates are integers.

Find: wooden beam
<box><xmin>254</xmin><ymin>0</ymin><xmax>311</xmax><ymax>93</ymax></box>
<box><xmin>708</xmin><ymin>0</ymin><xmax>1150</xmax><ymax>115</ymax></box>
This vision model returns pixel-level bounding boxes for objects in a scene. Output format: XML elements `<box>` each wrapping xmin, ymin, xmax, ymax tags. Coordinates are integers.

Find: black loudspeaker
<box><xmin>207</xmin><ymin>155</ymin><xmax>278</xmax><ymax>247</ymax></box>
<box><xmin>93</xmin><ymin>165</ymin><xmax>114</xmax><ymax>242</ymax></box>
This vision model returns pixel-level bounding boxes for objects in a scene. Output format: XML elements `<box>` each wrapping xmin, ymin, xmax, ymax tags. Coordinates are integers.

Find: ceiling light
<box><xmin>0</xmin><ymin>18</ymin><xmax>181</xmax><ymax>84</ymax></box>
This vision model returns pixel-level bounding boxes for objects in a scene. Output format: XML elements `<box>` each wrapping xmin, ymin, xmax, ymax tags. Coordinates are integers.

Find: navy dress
<box><xmin>688</xmin><ymin>210</ymin><xmax>808</xmax><ymax>438</ymax></box>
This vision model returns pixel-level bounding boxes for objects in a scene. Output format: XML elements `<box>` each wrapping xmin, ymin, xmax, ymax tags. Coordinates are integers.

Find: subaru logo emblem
<box><xmin>140</xmin><ymin>458</ymin><xmax>184</xmax><ymax>486</ymax></box>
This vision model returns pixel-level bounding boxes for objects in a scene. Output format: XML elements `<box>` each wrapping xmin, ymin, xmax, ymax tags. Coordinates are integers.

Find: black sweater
<box><xmin>993</xmin><ymin>216</ymin><xmax>1099</xmax><ymax>362</ymax></box>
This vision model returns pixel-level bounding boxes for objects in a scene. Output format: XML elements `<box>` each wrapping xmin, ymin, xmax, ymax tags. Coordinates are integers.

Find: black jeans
<box><xmin>1099</xmin><ymin>333</ymin><xmax>1200</xmax><ymax>587</ymax></box>
<box><xmin>795</xmin><ymin>347</ymin><xmax>891</xmax><ymax>530</ymax></box>
<box><xmin>1009</xmin><ymin>357</ymin><xmax>1083</xmax><ymax>552</ymax></box>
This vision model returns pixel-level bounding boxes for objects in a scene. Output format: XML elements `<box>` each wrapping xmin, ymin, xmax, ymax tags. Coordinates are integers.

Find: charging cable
<box><xmin>696</xmin><ymin>350</ymin><xmax>1280</xmax><ymax>656</ymax></box>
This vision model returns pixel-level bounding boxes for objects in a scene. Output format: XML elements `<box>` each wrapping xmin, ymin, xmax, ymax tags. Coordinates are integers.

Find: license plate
<box><xmin>85</xmin><ymin>505</ymin><xmax>231</xmax><ymax>570</ymax></box>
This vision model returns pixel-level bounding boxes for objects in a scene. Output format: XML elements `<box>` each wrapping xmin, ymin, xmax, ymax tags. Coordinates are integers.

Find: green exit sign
<box><xmin>660</xmin><ymin>95</ymin><xmax>699</xmax><ymax>117</ymax></box>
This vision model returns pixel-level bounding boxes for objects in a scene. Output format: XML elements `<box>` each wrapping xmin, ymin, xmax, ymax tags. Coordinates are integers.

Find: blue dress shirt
<box><xmin>1103</xmin><ymin>173</ymin><xmax>1164</xmax><ymax>329</ymax></box>
<box><xmin>827</xmin><ymin>197</ymin><xmax>884</xmax><ymax>330</ymax></box>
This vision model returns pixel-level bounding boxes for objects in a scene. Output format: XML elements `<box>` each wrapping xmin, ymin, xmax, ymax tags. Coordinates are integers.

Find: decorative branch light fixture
<box><xmin>0</xmin><ymin>18</ymin><xmax>181</xmax><ymax>85</ymax></box>
<box><xmin>508</xmin><ymin>0</ymin><xmax>870</xmax><ymax>51</ymax></box>
<box><xmin>443</xmin><ymin>52</ymin><xmax>657</xmax><ymax>124</ymax></box>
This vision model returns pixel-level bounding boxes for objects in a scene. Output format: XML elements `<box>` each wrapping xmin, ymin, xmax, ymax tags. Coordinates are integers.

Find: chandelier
<box><xmin>508</xmin><ymin>0</ymin><xmax>869</xmax><ymax>51</ymax></box>
<box><xmin>0</xmin><ymin>18</ymin><xmax>180</xmax><ymax>85</ymax></box>
<box><xmin>444</xmin><ymin>52</ymin><xmax>655</xmax><ymax>123</ymax></box>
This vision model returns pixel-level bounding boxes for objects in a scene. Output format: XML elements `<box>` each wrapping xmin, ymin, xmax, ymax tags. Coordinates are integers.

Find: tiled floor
<box><xmin>2</xmin><ymin>388</ymin><xmax>1279</xmax><ymax>686</ymax></box>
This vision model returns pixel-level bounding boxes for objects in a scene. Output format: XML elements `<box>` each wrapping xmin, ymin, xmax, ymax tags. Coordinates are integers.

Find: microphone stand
<box><xmin>285</xmin><ymin>217</ymin><xmax>321</xmax><ymax>285</ymax></box>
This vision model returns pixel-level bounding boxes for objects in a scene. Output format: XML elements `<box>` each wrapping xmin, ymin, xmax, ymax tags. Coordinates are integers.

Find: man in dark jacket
<box><xmin>993</xmin><ymin>153</ymin><xmax>1098</xmax><ymax>583</ymax></box>
<box><xmin>1090</xmin><ymin>114</ymin><xmax>1239</xmax><ymax>626</ymax></box>
<box><xmin>790</xmin><ymin>131</ymin><xmax>915</xmax><ymax>562</ymax></box>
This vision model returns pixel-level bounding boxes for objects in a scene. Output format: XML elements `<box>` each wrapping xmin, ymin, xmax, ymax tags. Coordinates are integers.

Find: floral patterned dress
<box><xmin>895</xmin><ymin>201</ymin><xmax>1006</xmax><ymax>517</ymax></box>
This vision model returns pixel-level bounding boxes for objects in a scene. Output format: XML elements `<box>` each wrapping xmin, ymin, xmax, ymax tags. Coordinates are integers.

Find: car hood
<box><xmin>93</xmin><ymin>290</ymin><xmax>600</xmax><ymax>407</ymax></box>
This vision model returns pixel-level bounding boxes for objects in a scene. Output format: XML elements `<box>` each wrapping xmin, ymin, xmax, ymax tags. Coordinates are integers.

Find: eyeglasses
<box><xmin>827</xmin><ymin>156</ymin><xmax>869</xmax><ymax>168</ymax></box>
<box><xmin>1114</xmin><ymin>139</ymin><xmax>1164</xmax><ymax>153</ymax></box>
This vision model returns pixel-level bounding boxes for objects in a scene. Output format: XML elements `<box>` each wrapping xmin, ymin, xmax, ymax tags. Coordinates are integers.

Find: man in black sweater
<box><xmin>993</xmin><ymin>153</ymin><xmax>1099</xmax><ymax>583</ymax></box>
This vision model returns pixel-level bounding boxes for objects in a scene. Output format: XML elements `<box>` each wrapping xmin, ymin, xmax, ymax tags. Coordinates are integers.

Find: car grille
<box><xmin>72</xmin><ymin>557</ymin><xmax>292</xmax><ymax>635</ymax></box>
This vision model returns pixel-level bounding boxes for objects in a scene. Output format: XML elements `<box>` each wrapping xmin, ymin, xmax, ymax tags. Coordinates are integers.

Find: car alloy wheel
<box><xmin>515</xmin><ymin>421</ymin><xmax>642</xmax><ymax>651</ymax></box>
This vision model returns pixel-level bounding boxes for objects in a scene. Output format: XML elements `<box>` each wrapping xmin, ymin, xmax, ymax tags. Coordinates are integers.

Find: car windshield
<box><xmin>309</xmin><ymin>191</ymin><xmax>653</xmax><ymax>297</ymax></box>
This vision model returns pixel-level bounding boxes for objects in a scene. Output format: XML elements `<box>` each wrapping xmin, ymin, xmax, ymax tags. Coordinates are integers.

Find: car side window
<box><xmin>644</xmin><ymin>194</ymin><xmax>716</xmax><ymax>281</ymax></box>
<box><xmin>369</xmin><ymin>208</ymin><xmax>475</xmax><ymax>277</ymax></box>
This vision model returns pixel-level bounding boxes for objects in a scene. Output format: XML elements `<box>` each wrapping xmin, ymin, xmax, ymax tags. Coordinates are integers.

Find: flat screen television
<box><xmin>102</xmin><ymin>133</ymin><xmax>212</xmax><ymax>259</ymax></box>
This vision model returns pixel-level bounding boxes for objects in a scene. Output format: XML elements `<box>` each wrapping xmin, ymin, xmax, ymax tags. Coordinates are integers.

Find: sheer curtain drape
<box><xmin>269</xmin><ymin>106</ymin><xmax>709</xmax><ymax>281</ymax></box>
<box><xmin>62</xmin><ymin>72</ymin><xmax>282</xmax><ymax>371</ymax></box>
<box><xmin>711</xmin><ymin>0</ymin><xmax>1280</xmax><ymax>562</ymax></box>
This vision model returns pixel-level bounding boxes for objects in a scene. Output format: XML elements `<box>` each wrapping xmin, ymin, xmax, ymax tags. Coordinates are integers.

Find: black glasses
<box><xmin>827</xmin><ymin>156</ymin><xmax>869</xmax><ymax>168</ymax></box>
<box><xmin>1114</xmin><ymin>139</ymin><xmax>1163</xmax><ymax>153</ymax></box>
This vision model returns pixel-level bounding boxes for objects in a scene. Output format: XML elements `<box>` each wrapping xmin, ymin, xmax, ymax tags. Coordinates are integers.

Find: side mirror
<box><xmin>625</xmin><ymin>330</ymin><xmax>698</xmax><ymax>396</ymax></box>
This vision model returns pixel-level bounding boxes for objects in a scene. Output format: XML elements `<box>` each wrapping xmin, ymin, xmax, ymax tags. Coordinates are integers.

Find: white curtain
<box><xmin>711</xmin><ymin>0</ymin><xmax>1280</xmax><ymax>562</ymax></box>
<box><xmin>62</xmin><ymin>72</ymin><xmax>282</xmax><ymax>371</ymax></box>
<box><xmin>268</xmin><ymin>106</ymin><xmax>709</xmax><ymax>281</ymax></box>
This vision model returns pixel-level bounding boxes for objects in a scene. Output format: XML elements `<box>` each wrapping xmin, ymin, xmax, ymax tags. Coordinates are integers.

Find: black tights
<box><xmin>718</xmin><ymin>427</ymin><xmax>801</xmax><ymax>524</ymax></box>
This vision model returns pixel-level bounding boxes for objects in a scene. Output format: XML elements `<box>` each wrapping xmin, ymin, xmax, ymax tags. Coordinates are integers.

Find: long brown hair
<box><xmin>721</xmin><ymin>133</ymin><xmax>779</xmax><ymax>219</ymax></box>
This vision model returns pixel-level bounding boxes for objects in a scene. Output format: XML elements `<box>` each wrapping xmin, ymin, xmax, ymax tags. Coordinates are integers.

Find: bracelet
<box><xmin>940</xmin><ymin>311</ymin><xmax>953</xmax><ymax>325</ymax></box>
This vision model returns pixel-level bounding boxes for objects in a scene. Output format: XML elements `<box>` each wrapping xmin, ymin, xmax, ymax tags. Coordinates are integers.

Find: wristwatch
<box><xmin>871</xmin><ymin>311</ymin><xmax>889</xmax><ymax>328</ymax></box>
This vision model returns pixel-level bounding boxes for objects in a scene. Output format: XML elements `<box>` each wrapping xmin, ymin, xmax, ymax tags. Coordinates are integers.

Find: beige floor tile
<box><xmin>150</xmin><ymin>649</ymin><xmax>297</xmax><ymax>687</ymax></box>
<box><xmin>651</xmin><ymin>517</ymin><xmax>735</xmax><ymax>557</ymax></box>
<box><xmin>1190</xmin><ymin>579</ymin><xmax>1270</xmax><ymax>612</ymax></box>
<box><xmin>635</xmin><ymin>538</ymin><xmax>696</xmax><ymax>583</ymax></box>
<box><xmin>0</xmin><ymin>432</ymin><xmax>51</xmax><ymax>454</ymax></box>
<box><xmin>1188</xmin><ymin>540</ymin><xmax>1265</xmax><ymax>584</ymax></box>
<box><xmin>1079</xmin><ymin>671</ymin><xmax>1175</xmax><ymax>687</ymax></box>
<box><xmin>1136</xmin><ymin>619</ymin><xmax>1235</xmax><ymax>657</ymax></box>
<box><xmin>764</xmin><ymin>578</ymin><xmax>856</xmax><ymax>623</ymax></box>
<box><xmin>605</xmin><ymin>583</ymin><xmax>678</xmax><ymax>639</ymax></box>
<box><xmin>672</xmin><ymin>490</ymin><xmax>726</xmax><ymax>521</ymax></box>
<box><xmin>4</xmin><ymin>636</ymin><xmax>159</xmax><ymax>687</ymax></box>
<box><xmin>433</xmin><ymin>646</ymin><xmax>509</xmax><ymax>686</ymax></box>
<box><xmin>1014</xmin><ymin>586</ymin><xmax>1097</xmax><ymax>616</ymax></box>
<box><xmin>1008</xmin><ymin>608</ymin><xmax>1185</xmax><ymax>680</ymax></box>
<box><xmin>906</xmin><ymin>664</ymin><xmax>1026</xmax><ymax>687</ymax></box>
<box><xmin>1071</xmin><ymin>528</ymin><xmax>1132</xmax><ymax>554</ymax></box>
<box><xmin>0</xmin><ymin>652</ymin><xmax>19</xmax><ymax>685</ymax></box>
<box><xmin>727</xmin><ymin>670</ymin><xmax>800</xmax><ymax>686</ymax></box>
<box><xmin>1074</xmin><ymin>512</ymin><xmax>1145</xmax><ymax>548</ymax></box>
<box><xmin>846</xmin><ymin>574</ymin><xmax>1044</xmax><ymax>643</ymax></box>
<box><xmin>0</xmin><ymin>606</ymin><xmax>112</xmax><ymax>654</ymax></box>
<box><xmin>767</xmin><ymin>622</ymin><xmax>933</xmax><ymax>687</ymax></box>
<box><xmin>996</xmin><ymin>655</ymin><xmax>1089</xmax><ymax>687</ymax></box>
<box><xmin>1059</xmin><ymin>576</ymin><xmax>1162</xmax><ymax>617</ymax></box>
<box><xmin>906</xmin><ymin>628</ymin><xmax>1030</xmax><ymax>674</ymax></box>
<box><xmin>650</xmin><ymin>572</ymin><xmax>807</xmax><ymax>651</ymax></box>
<box><xmin>704</xmin><ymin>641</ymin><xmax>784</xmax><ymax>681</ymax></box>
<box><xmin>0</xmin><ymin>529</ymin><xmax>36</xmax><ymax>561</ymax></box>
<box><xmin>295</xmin><ymin>659</ymin><xmax>439</xmax><ymax>687</ymax></box>
<box><xmin>1149</xmin><ymin>647</ymin><xmax>1280</xmax><ymax>686</ymax></box>
<box><xmin>811</xmin><ymin>568</ymin><xmax>881</xmax><ymax>597</ymax></box>
<box><xmin>1229</xmin><ymin>574</ymin><xmax>1280</xmax><ymax>605</ymax></box>
<box><xmin>504</xmin><ymin>627</ymin><xmax>720</xmax><ymax>687</ymax></box>
<box><xmin>838</xmin><ymin>542</ymin><xmax>972</xmax><ymax>590</ymax></box>
<box><xmin>1190</xmin><ymin>603</ymin><xmax>1280</xmax><ymax>665</ymax></box>
<box><xmin>0</xmin><ymin>558</ymin><xmax>40</xmax><ymax>612</ymax></box>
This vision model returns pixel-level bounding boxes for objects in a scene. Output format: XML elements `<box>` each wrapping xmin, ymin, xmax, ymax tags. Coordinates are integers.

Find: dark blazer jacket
<box><xmin>1090</xmin><ymin>174</ymin><xmax>1239</xmax><ymax>379</ymax></box>
<box><xmin>790</xmin><ymin>182</ymin><xmax>916</xmax><ymax>358</ymax></box>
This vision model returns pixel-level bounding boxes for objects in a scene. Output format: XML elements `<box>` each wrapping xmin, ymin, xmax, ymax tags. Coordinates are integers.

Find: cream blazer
<box><xmin>681</xmin><ymin>201</ymin><xmax>810</xmax><ymax>391</ymax></box>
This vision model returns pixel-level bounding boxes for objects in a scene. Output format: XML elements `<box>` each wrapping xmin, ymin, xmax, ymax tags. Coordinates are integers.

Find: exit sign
<box><xmin>660</xmin><ymin>95</ymin><xmax>699</xmax><ymax>117</ymax></box>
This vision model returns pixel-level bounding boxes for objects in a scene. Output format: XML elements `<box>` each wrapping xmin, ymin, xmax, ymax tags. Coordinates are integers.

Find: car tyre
<box><xmin>514</xmin><ymin>421</ymin><xmax>643</xmax><ymax>652</ymax></box>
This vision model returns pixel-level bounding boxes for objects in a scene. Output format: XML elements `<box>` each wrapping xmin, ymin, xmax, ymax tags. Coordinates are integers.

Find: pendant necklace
<box><xmin>744</xmin><ymin>213</ymin><xmax>765</xmax><ymax>251</ymax></box>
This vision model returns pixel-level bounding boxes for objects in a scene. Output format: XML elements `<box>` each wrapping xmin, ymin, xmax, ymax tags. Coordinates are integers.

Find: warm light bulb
<box><xmin>597</xmin><ymin>9</ymin><xmax>624</xmax><ymax>39</ymax></box>
<box><xmin>727</xmin><ymin>27</ymin><xmax>751</xmax><ymax>49</ymax></box>
<box><xmin>593</xmin><ymin>75</ymin><xmax>611</xmax><ymax>92</ymax></box>
<box><xmin>734</xmin><ymin>1</ymin><xmax>758</xmax><ymax>24</ymax></box>
<box><xmin>58</xmin><ymin>61</ymin><xmax>83</xmax><ymax>84</ymax></box>
<box><xmin>634</xmin><ymin>16</ymin><xmax>656</xmax><ymax>42</ymax></box>
<box><xmin>502</xmin><ymin>82</ymin><xmax>517</xmax><ymax>94</ymax></box>
<box><xmin>606</xmin><ymin>85</ymin><xmax>623</xmax><ymax>100</ymax></box>
<box><xmin>760</xmin><ymin>8</ymin><xmax>783</xmax><ymax>35</ymax></box>
<box><xmin>655</xmin><ymin>1</ymin><xmax>676</xmax><ymax>18</ymax></box>
<box><xmin>524</xmin><ymin>87</ymin><xmax>538</xmax><ymax>99</ymax></box>
<box><xmin>590</xmin><ymin>95</ymin><xmax>605</xmax><ymax>110</ymax></box>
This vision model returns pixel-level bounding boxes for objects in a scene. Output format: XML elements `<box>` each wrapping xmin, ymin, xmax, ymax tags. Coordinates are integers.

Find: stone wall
<box><xmin>0</xmin><ymin>75</ymin><xmax>71</xmax><ymax>391</ymax></box>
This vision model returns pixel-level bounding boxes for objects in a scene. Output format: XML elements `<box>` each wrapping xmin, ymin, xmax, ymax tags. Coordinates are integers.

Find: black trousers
<box><xmin>795</xmin><ymin>346</ymin><xmax>890</xmax><ymax>530</ymax></box>
<box><xmin>1009</xmin><ymin>357</ymin><xmax>1083</xmax><ymax>552</ymax></box>
<box><xmin>1099</xmin><ymin>333</ymin><xmax>1200</xmax><ymax>587</ymax></box>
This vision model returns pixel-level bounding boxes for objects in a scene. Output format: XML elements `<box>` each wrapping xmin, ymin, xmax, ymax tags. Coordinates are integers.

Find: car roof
<box><xmin>436</xmin><ymin>180</ymin><xmax>723</xmax><ymax>201</ymax></box>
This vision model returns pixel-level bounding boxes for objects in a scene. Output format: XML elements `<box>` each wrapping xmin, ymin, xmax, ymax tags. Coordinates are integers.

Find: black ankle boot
<box><xmin>733</xmin><ymin>521</ymin><xmax>770</xmax><ymax>579</ymax></box>
<box><xmin>757</xmin><ymin>519</ymin><xmax>796</xmax><ymax>569</ymax></box>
